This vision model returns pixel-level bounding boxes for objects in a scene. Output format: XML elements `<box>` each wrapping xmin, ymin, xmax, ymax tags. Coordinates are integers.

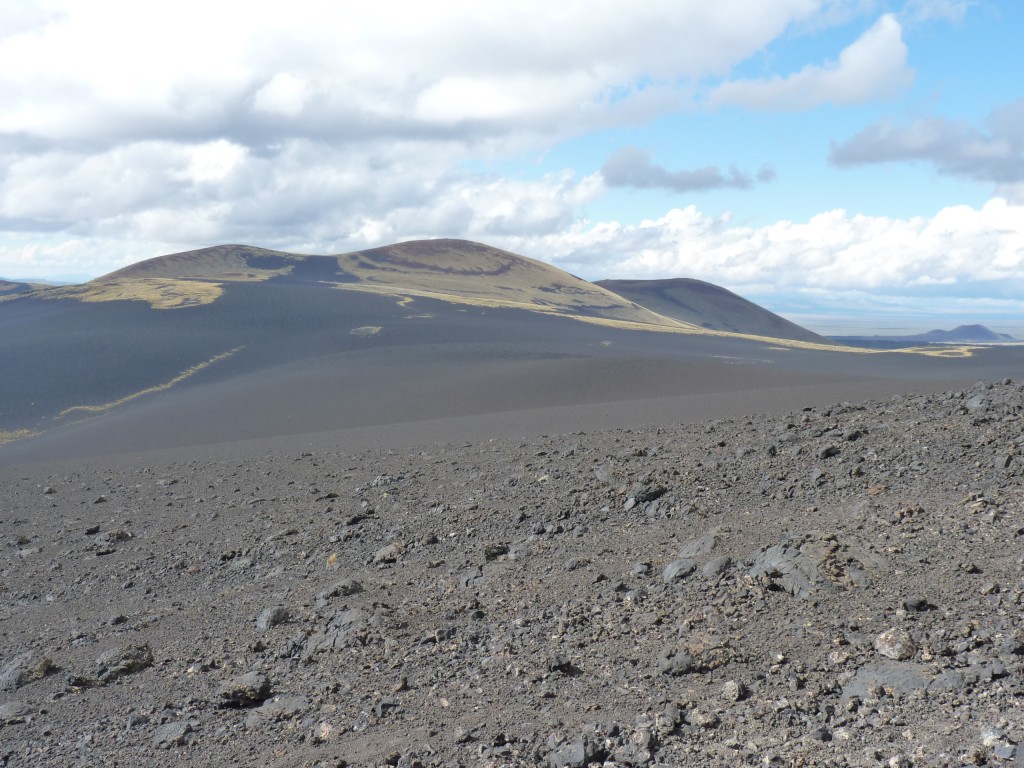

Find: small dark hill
<box><xmin>597</xmin><ymin>277</ymin><xmax>832</xmax><ymax>345</ymax></box>
<box><xmin>0</xmin><ymin>278</ymin><xmax>43</xmax><ymax>297</ymax></box>
<box><xmin>835</xmin><ymin>324</ymin><xmax>1018</xmax><ymax>347</ymax></box>
<box><xmin>914</xmin><ymin>325</ymin><xmax>1016</xmax><ymax>343</ymax></box>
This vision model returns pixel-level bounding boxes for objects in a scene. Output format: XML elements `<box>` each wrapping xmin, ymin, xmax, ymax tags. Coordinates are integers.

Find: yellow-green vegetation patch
<box><xmin>57</xmin><ymin>346</ymin><xmax>244</xmax><ymax>419</ymax></box>
<box><xmin>0</xmin><ymin>429</ymin><xmax>36</xmax><ymax>446</ymax></box>
<box><xmin>886</xmin><ymin>345</ymin><xmax>979</xmax><ymax>358</ymax></box>
<box><xmin>334</xmin><ymin>283</ymin><xmax>699</xmax><ymax>330</ymax></box>
<box><xmin>37</xmin><ymin>278</ymin><xmax>223</xmax><ymax>309</ymax></box>
<box><xmin>333</xmin><ymin>240</ymin><xmax>690</xmax><ymax>328</ymax></box>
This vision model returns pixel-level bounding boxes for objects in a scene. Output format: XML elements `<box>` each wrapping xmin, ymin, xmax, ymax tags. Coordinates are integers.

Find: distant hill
<box><xmin>68</xmin><ymin>240</ymin><xmax>695</xmax><ymax>329</ymax></box>
<box><xmin>596</xmin><ymin>277</ymin><xmax>833</xmax><ymax>345</ymax></box>
<box><xmin>835</xmin><ymin>324</ymin><xmax>1017</xmax><ymax>346</ymax></box>
<box><xmin>8</xmin><ymin>238</ymin><xmax>970</xmax><ymax>460</ymax></box>
<box><xmin>12</xmin><ymin>240</ymin><xmax>829</xmax><ymax>344</ymax></box>
<box><xmin>0</xmin><ymin>278</ymin><xmax>46</xmax><ymax>297</ymax></box>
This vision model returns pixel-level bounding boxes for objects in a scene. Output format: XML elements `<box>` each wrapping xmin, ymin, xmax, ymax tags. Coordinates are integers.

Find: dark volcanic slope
<box><xmin>597</xmin><ymin>277</ymin><xmax>831</xmax><ymax>344</ymax></box>
<box><xmin>4</xmin><ymin>238</ymin><xmax>1022</xmax><ymax>465</ymax></box>
<box><xmin>3</xmin><ymin>271</ymin><xmax>1023</xmax><ymax>466</ymax></box>
<box><xmin>1</xmin><ymin>381</ymin><xmax>1022</xmax><ymax>767</ymax></box>
<box><xmin>0</xmin><ymin>279</ymin><xmax>41</xmax><ymax>297</ymax></box>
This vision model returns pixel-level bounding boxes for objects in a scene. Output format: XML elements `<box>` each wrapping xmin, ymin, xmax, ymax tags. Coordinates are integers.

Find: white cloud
<box><xmin>0</xmin><ymin>0</ymin><xmax>834</xmax><ymax>145</ymax></box>
<box><xmin>506</xmin><ymin>197</ymin><xmax>1024</xmax><ymax>295</ymax></box>
<box><xmin>252</xmin><ymin>74</ymin><xmax>312</xmax><ymax>118</ymax></box>
<box><xmin>710</xmin><ymin>14</ymin><xmax>913</xmax><ymax>111</ymax></box>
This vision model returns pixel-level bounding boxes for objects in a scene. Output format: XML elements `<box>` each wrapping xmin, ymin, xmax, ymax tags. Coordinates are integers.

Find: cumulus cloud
<box><xmin>830</xmin><ymin>98</ymin><xmax>1024</xmax><ymax>191</ymax></box>
<box><xmin>710</xmin><ymin>14</ymin><xmax>913</xmax><ymax>111</ymax></box>
<box><xmin>0</xmin><ymin>0</ymin><xmax>830</xmax><ymax>148</ymax></box>
<box><xmin>2</xmin><ymin>0</ymin><xmax>873</xmax><ymax>278</ymax></box>
<box><xmin>507</xmin><ymin>197</ymin><xmax>1024</xmax><ymax>297</ymax></box>
<box><xmin>601</xmin><ymin>147</ymin><xmax>776</xmax><ymax>193</ymax></box>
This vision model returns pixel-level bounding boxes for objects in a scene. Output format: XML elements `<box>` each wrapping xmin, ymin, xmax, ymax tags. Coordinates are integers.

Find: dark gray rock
<box><xmin>657</xmin><ymin>645</ymin><xmax>695</xmax><ymax>676</ymax></box>
<box><xmin>702</xmin><ymin>555</ymin><xmax>732</xmax><ymax>578</ymax></box>
<box><xmin>219</xmin><ymin>671</ymin><xmax>272</xmax><ymax>707</ymax></box>
<box><xmin>256</xmin><ymin>605</ymin><xmax>290</xmax><ymax>631</ymax></box>
<box><xmin>95</xmin><ymin>644</ymin><xmax>153</xmax><ymax>684</ymax></box>
<box><xmin>151</xmin><ymin>721</ymin><xmax>192</xmax><ymax>749</ymax></box>
<box><xmin>245</xmin><ymin>695</ymin><xmax>309</xmax><ymax>727</ymax></box>
<box><xmin>547</xmin><ymin>735</ymin><xmax>589</xmax><ymax>768</ymax></box>
<box><xmin>0</xmin><ymin>701</ymin><xmax>31</xmax><ymax>726</ymax></box>
<box><xmin>747</xmin><ymin>531</ymin><xmax>886</xmax><ymax>598</ymax></box>
<box><xmin>662</xmin><ymin>557</ymin><xmax>697</xmax><ymax>584</ymax></box>
<box><xmin>306</xmin><ymin>607</ymin><xmax>368</xmax><ymax>654</ymax></box>
<box><xmin>841</xmin><ymin>661</ymin><xmax>933</xmax><ymax>701</ymax></box>
<box><xmin>0</xmin><ymin>652</ymin><xmax>54</xmax><ymax>692</ymax></box>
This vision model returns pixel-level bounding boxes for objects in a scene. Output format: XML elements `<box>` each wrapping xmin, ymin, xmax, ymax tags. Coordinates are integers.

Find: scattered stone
<box><xmin>373</xmin><ymin>542</ymin><xmax>405</xmax><ymax>564</ymax></box>
<box><xmin>0</xmin><ymin>652</ymin><xmax>55</xmax><ymax>691</ymax></box>
<box><xmin>219</xmin><ymin>671</ymin><xmax>272</xmax><ymax>707</ymax></box>
<box><xmin>723</xmin><ymin>679</ymin><xmax>746</xmax><ymax>702</ymax></box>
<box><xmin>875</xmin><ymin>628</ymin><xmax>916</xmax><ymax>660</ymax></box>
<box><xmin>702</xmin><ymin>555</ymin><xmax>732</xmax><ymax>578</ymax></box>
<box><xmin>0</xmin><ymin>701</ymin><xmax>31</xmax><ymax>725</ymax></box>
<box><xmin>256</xmin><ymin>605</ymin><xmax>290</xmax><ymax>631</ymax></box>
<box><xmin>662</xmin><ymin>557</ymin><xmax>697</xmax><ymax>584</ymax></box>
<box><xmin>151</xmin><ymin>721</ymin><xmax>192</xmax><ymax>749</ymax></box>
<box><xmin>245</xmin><ymin>695</ymin><xmax>309</xmax><ymax>726</ymax></box>
<box><xmin>484</xmin><ymin>542</ymin><xmax>509</xmax><ymax>560</ymax></box>
<box><xmin>95</xmin><ymin>644</ymin><xmax>154</xmax><ymax>684</ymax></box>
<box><xmin>3</xmin><ymin>381</ymin><xmax>1024</xmax><ymax>766</ymax></box>
<box><xmin>318</xmin><ymin>579</ymin><xmax>364</xmax><ymax>601</ymax></box>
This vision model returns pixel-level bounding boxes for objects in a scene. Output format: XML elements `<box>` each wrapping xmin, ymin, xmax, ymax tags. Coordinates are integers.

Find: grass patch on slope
<box><xmin>0</xmin><ymin>429</ymin><xmax>37</xmax><ymax>446</ymax></box>
<box><xmin>34</xmin><ymin>278</ymin><xmax>224</xmax><ymax>309</ymax></box>
<box><xmin>56</xmin><ymin>346</ymin><xmax>245</xmax><ymax>419</ymax></box>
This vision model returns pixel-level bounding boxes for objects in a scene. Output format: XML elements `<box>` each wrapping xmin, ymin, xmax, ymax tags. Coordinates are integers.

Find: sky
<box><xmin>1</xmin><ymin>0</ymin><xmax>1022</xmax><ymax>333</ymax></box>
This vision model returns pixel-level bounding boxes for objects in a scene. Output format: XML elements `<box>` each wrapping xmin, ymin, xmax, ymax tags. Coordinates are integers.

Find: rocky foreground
<box><xmin>1</xmin><ymin>381</ymin><xmax>1023</xmax><ymax>767</ymax></box>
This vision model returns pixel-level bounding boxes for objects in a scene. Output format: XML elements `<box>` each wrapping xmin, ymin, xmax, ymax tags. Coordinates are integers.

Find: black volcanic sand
<box><xmin>3</xmin><ymin>279</ymin><xmax>1024</xmax><ymax>466</ymax></box>
<box><xmin>2</xmin><ymin>380</ymin><xmax>1023</xmax><ymax>767</ymax></box>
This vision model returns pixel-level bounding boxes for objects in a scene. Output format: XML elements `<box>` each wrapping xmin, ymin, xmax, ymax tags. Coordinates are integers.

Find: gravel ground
<box><xmin>1</xmin><ymin>380</ymin><xmax>1022</xmax><ymax>767</ymax></box>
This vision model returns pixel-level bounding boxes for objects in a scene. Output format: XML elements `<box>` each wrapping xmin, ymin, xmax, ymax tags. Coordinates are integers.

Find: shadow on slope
<box><xmin>597</xmin><ymin>278</ymin><xmax>832</xmax><ymax>345</ymax></box>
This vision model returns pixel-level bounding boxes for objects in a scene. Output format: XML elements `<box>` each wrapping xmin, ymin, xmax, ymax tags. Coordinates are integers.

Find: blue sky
<box><xmin>1</xmin><ymin>0</ymin><xmax>1022</xmax><ymax>333</ymax></box>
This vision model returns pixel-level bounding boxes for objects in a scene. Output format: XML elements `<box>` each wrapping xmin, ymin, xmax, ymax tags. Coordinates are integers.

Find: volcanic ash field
<box><xmin>1</xmin><ymin>381</ymin><xmax>1023</xmax><ymax>767</ymax></box>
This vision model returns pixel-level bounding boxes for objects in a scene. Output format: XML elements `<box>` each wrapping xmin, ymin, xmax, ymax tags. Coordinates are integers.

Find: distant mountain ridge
<box><xmin>837</xmin><ymin>324</ymin><xmax>1017</xmax><ymax>344</ymax></box>
<box><xmin>8</xmin><ymin>239</ymin><xmax>830</xmax><ymax>345</ymax></box>
<box><xmin>0</xmin><ymin>278</ymin><xmax>46</xmax><ymax>296</ymax></box>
